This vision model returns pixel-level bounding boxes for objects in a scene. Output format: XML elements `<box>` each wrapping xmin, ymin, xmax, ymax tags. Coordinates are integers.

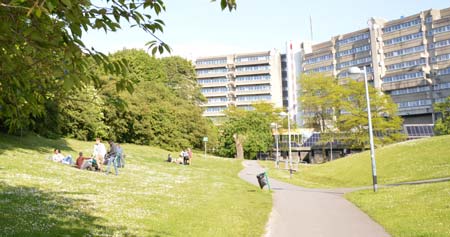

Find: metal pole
<box><xmin>363</xmin><ymin>66</ymin><xmax>377</xmax><ymax>192</ymax></box>
<box><xmin>204</xmin><ymin>141</ymin><xmax>207</xmax><ymax>159</ymax></box>
<box><xmin>275</xmin><ymin>124</ymin><xmax>279</xmax><ymax>168</ymax></box>
<box><xmin>288</xmin><ymin>110</ymin><xmax>292</xmax><ymax>169</ymax></box>
<box><xmin>330</xmin><ymin>139</ymin><xmax>333</xmax><ymax>161</ymax></box>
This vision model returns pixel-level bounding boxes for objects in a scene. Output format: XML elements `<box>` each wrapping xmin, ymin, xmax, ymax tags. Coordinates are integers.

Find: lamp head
<box><xmin>348</xmin><ymin>66</ymin><xmax>364</xmax><ymax>80</ymax></box>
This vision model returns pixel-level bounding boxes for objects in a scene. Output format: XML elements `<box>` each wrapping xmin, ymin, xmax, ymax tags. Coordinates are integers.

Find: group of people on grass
<box><xmin>167</xmin><ymin>148</ymin><xmax>193</xmax><ymax>165</ymax></box>
<box><xmin>51</xmin><ymin>138</ymin><xmax>125</xmax><ymax>175</ymax></box>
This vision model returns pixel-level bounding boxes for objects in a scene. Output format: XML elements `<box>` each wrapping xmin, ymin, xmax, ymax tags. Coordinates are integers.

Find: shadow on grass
<box><xmin>0</xmin><ymin>133</ymin><xmax>74</xmax><ymax>156</ymax></box>
<box><xmin>0</xmin><ymin>182</ymin><xmax>134</xmax><ymax>237</ymax></box>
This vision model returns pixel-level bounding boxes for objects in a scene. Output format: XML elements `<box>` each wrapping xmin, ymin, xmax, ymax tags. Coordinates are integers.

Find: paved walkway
<box><xmin>238</xmin><ymin>160</ymin><xmax>390</xmax><ymax>237</ymax></box>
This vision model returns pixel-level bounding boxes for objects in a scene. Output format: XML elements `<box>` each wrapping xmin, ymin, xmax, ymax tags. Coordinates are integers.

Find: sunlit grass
<box><xmin>260</xmin><ymin>135</ymin><xmax>450</xmax><ymax>188</ymax></box>
<box><xmin>0</xmin><ymin>134</ymin><xmax>271</xmax><ymax>236</ymax></box>
<box><xmin>346</xmin><ymin>182</ymin><xmax>450</xmax><ymax>237</ymax></box>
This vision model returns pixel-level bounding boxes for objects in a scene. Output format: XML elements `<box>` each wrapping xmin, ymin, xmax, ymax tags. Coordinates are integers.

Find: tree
<box><xmin>299</xmin><ymin>73</ymin><xmax>343</xmax><ymax>132</ymax></box>
<box><xmin>434</xmin><ymin>96</ymin><xmax>450</xmax><ymax>135</ymax></box>
<box><xmin>218</xmin><ymin>103</ymin><xmax>281</xmax><ymax>159</ymax></box>
<box><xmin>99</xmin><ymin>49</ymin><xmax>216</xmax><ymax>151</ymax></box>
<box><xmin>337</xmin><ymin>80</ymin><xmax>405</xmax><ymax>149</ymax></box>
<box><xmin>0</xmin><ymin>0</ymin><xmax>236</xmax><ymax>134</ymax></box>
<box><xmin>299</xmin><ymin>73</ymin><xmax>404</xmax><ymax>152</ymax></box>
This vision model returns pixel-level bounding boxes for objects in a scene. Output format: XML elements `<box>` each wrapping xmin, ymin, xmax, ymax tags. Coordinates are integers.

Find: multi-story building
<box><xmin>301</xmin><ymin>7</ymin><xmax>450</xmax><ymax>126</ymax></box>
<box><xmin>195</xmin><ymin>50</ymin><xmax>283</xmax><ymax>122</ymax></box>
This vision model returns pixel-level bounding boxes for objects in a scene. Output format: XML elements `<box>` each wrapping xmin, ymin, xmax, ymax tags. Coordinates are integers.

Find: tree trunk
<box><xmin>233</xmin><ymin>134</ymin><xmax>244</xmax><ymax>159</ymax></box>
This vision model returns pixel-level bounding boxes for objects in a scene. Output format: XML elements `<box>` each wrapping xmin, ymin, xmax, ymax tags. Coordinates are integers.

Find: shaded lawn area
<box><xmin>346</xmin><ymin>182</ymin><xmax>450</xmax><ymax>237</ymax></box>
<box><xmin>0</xmin><ymin>134</ymin><xmax>271</xmax><ymax>236</ymax></box>
<box><xmin>260</xmin><ymin>135</ymin><xmax>450</xmax><ymax>188</ymax></box>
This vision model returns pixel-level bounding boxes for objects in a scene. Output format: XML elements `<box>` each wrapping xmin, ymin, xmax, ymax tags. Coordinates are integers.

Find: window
<box><xmin>337</xmin><ymin>45</ymin><xmax>371</xmax><ymax>57</ymax></box>
<box><xmin>305</xmin><ymin>65</ymin><xmax>333</xmax><ymax>74</ymax></box>
<box><xmin>236</xmin><ymin>94</ymin><xmax>272</xmax><ymax>101</ymax></box>
<box><xmin>437</xmin><ymin>67</ymin><xmax>450</xmax><ymax>76</ymax></box>
<box><xmin>237</xmin><ymin>105</ymin><xmax>255</xmax><ymax>111</ymax></box>
<box><xmin>435</xmin><ymin>98</ymin><xmax>447</xmax><ymax>103</ymax></box>
<box><xmin>386</xmin><ymin>58</ymin><xmax>426</xmax><ymax>71</ymax></box>
<box><xmin>336</xmin><ymin>33</ymin><xmax>370</xmax><ymax>46</ymax></box>
<box><xmin>198</xmin><ymin>77</ymin><xmax>227</xmax><ymax>84</ymax></box>
<box><xmin>383</xmin><ymin>71</ymin><xmax>423</xmax><ymax>83</ymax></box>
<box><xmin>337</xmin><ymin>57</ymin><xmax>372</xmax><ymax>69</ymax></box>
<box><xmin>236</xmin><ymin>55</ymin><xmax>270</xmax><ymax>62</ymax></box>
<box><xmin>201</xmin><ymin>87</ymin><xmax>228</xmax><ymax>93</ymax></box>
<box><xmin>428</xmin><ymin>25</ymin><xmax>450</xmax><ymax>36</ymax></box>
<box><xmin>385</xmin><ymin>45</ymin><xmax>424</xmax><ymax>58</ymax></box>
<box><xmin>390</xmin><ymin>86</ymin><xmax>430</xmax><ymax>95</ymax></box>
<box><xmin>429</xmin><ymin>39</ymin><xmax>450</xmax><ymax>49</ymax></box>
<box><xmin>435</xmin><ymin>82</ymin><xmax>450</xmax><ymax>90</ymax></box>
<box><xmin>196</xmin><ymin>58</ymin><xmax>227</xmax><ymax>65</ymax></box>
<box><xmin>383</xmin><ymin>19</ymin><xmax>421</xmax><ymax>33</ymax></box>
<box><xmin>397</xmin><ymin>99</ymin><xmax>432</xmax><ymax>108</ymax></box>
<box><xmin>196</xmin><ymin>68</ymin><xmax>227</xmax><ymax>75</ymax></box>
<box><xmin>426</xmin><ymin>16</ymin><xmax>433</xmax><ymax>23</ymax></box>
<box><xmin>431</xmin><ymin>53</ymin><xmax>450</xmax><ymax>63</ymax></box>
<box><xmin>207</xmin><ymin>97</ymin><xmax>228</xmax><ymax>103</ymax></box>
<box><xmin>236</xmin><ymin>84</ymin><xmax>271</xmax><ymax>91</ymax></box>
<box><xmin>304</xmin><ymin>54</ymin><xmax>333</xmax><ymax>65</ymax></box>
<box><xmin>236</xmin><ymin>74</ymin><xmax>271</xmax><ymax>81</ymax></box>
<box><xmin>205</xmin><ymin>106</ymin><xmax>227</xmax><ymax>113</ymax></box>
<box><xmin>236</xmin><ymin>65</ymin><xmax>270</xmax><ymax>72</ymax></box>
<box><xmin>384</xmin><ymin>32</ymin><xmax>422</xmax><ymax>46</ymax></box>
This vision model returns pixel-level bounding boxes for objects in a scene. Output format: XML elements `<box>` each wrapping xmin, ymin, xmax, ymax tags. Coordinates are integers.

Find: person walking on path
<box><xmin>238</xmin><ymin>160</ymin><xmax>390</xmax><ymax>237</ymax></box>
<box><xmin>93</xmin><ymin>138</ymin><xmax>107</xmax><ymax>171</ymax></box>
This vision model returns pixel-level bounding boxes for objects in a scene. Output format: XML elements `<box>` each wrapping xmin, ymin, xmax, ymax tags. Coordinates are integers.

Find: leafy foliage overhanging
<box><xmin>0</xmin><ymin>0</ymin><xmax>234</xmax><ymax>148</ymax></box>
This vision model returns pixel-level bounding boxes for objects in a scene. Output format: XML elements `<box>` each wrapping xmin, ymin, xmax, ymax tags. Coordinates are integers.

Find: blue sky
<box><xmin>82</xmin><ymin>0</ymin><xmax>449</xmax><ymax>59</ymax></box>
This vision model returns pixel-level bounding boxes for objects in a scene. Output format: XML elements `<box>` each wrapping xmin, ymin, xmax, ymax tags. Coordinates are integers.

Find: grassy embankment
<box><xmin>260</xmin><ymin>135</ymin><xmax>450</xmax><ymax>237</ymax></box>
<box><xmin>0</xmin><ymin>134</ymin><xmax>271</xmax><ymax>237</ymax></box>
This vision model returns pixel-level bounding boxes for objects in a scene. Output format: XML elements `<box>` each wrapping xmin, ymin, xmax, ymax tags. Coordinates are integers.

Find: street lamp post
<box><xmin>280</xmin><ymin>111</ymin><xmax>292</xmax><ymax>170</ymax></box>
<box><xmin>348</xmin><ymin>66</ymin><xmax>378</xmax><ymax>192</ymax></box>
<box><xmin>271</xmin><ymin>123</ymin><xmax>280</xmax><ymax>168</ymax></box>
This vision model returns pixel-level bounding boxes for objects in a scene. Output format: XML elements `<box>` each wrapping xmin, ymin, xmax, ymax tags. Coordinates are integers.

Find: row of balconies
<box><xmin>197</xmin><ymin>68</ymin><xmax>271</xmax><ymax>79</ymax></box>
<box><xmin>195</xmin><ymin>57</ymin><xmax>271</xmax><ymax>70</ymax></box>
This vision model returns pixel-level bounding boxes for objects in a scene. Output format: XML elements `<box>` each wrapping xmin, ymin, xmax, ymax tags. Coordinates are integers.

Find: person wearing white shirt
<box><xmin>93</xmin><ymin>138</ymin><xmax>107</xmax><ymax>171</ymax></box>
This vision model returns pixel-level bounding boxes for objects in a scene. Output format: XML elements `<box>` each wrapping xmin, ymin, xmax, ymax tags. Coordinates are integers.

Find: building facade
<box><xmin>301</xmin><ymin>7</ymin><xmax>450</xmax><ymax>125</ymax></box>
<box><xmin>195</xmin><ymin>50</ymin><xmax>283</xmax><ymax>122</ymax></box>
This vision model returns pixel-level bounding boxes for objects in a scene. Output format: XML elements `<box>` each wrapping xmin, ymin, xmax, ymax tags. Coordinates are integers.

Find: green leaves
<box><xmin>300</xmin><ymin>74</ymin><xmax>404</xmax><ymax>150</ymax></box>
<box><xmin>218</xmin><ymin>103</ymin><xmax>277</xmax><ymax>159</ymax></box>
<box><xmin>434</xmin><ymin>96</ymin><xmax>450</xmax><ymax>135</ymax></box>
<box><xmin>213</xmin><ymin>0</ymin><xmax>237</xmax><ymax>11</ymax></box>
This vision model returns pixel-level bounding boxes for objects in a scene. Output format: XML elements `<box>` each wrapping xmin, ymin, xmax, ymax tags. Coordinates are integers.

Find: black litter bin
<box><xmin>256</xmin><ymin>172</ymin><xmax>267</xmax><ymax>189</ymax></box>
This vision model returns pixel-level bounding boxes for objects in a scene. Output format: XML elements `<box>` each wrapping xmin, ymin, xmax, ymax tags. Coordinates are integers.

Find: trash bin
<box><xmin>256</xmin><ymin>172</ymin><xmax>267</xmax><ymax>189</ymax></box>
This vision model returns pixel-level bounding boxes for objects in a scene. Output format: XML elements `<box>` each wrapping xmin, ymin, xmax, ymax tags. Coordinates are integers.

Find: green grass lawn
<box><xmin>260</xmin><ymin>135</ymin><xmax>450</xmax><ymax>236</ymax></box>
<box><xmin>0</xmin><ymin>134</ymin><xmax>271</xmax><ymax>237</ymax></box>
<box><xmin>347</xmin><ymin>182</ymin><xmax>450</xmax><ymax>237</ymax></box>
<box><xmin>260</xmin><ymin>135</ymin><xmax>450</xmax><ymax>188</ymax></box>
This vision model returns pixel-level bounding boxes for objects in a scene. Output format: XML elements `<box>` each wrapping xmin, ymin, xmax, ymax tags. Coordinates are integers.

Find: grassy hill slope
<box><xmin>0</xmin><ymin>134</ymin><xmax>271</xmax><ymax>237</ymax></box>
<box><xmin>261</xmin><ymin>135</ymin><xmax>450</xmax><ymax>188</ymax></box>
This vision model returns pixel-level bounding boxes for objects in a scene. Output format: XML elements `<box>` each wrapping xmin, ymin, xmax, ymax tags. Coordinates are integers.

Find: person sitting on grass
<box><xmin>52</xmin><ymin>149</ymin><xmax>73</xmax><ymax>165</ymax></box>
<box><xmin>167</xmin><ymin>153</ymin><xmax>172</xmax><ymax>162</ymax></box>
<box><xmin>75</xmin><ymin>152</ymin><xmax>92</xmax><ymax>170</ymax></box>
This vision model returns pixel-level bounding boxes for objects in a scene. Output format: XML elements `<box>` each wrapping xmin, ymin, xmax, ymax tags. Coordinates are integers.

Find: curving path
<box><xmin>238</xmin><ymin>160</ymin><xmax>390</xmax><ymax>237</ymax></box>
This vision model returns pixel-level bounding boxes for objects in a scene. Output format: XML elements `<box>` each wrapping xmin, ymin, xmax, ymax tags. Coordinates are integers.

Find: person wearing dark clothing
<box><xmin>105</xmin><ymin>140</ymin><xmax>119</xmax><ymax>175</ymax></box>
